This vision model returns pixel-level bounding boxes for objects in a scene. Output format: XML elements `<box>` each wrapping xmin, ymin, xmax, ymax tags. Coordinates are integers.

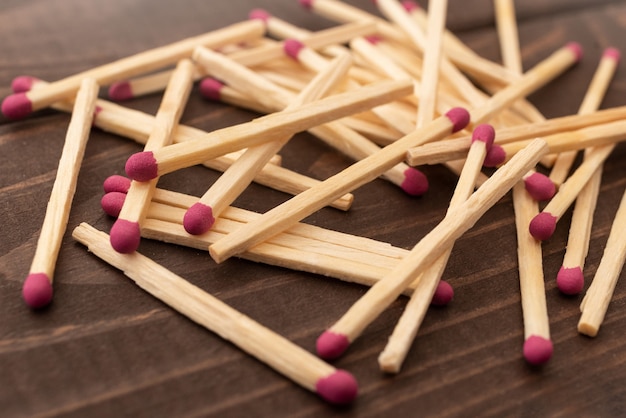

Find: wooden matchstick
<box><xmin>315</xmin><ymin>138</ymin><xmax>549</xmax><ymax>360</ymax></box>
<box><xmin>549</xmin><ymin>47</ymin><xmax>620</xmax><ymax>186</ymax></box>
<box><xmin>123</xmin><ymin>78</ymin><xmax>413</xmax><ymax>182</ymax></box>
<box><xmin>578</xmin><ymin>188</ymin><xmax>626</xmax><ymax>337</ymax></box>
<box><xmin>1</xmin><ymin>20</ymin><xmax>265</xmax><ymax>119</ymax></box>
<box><xmin>110</xmin><ymin>59</ymin><xmax>195</xmax><ymax>254</ymax></box>
<box><xmin>72</xmin><ymin>223</ymin><xmax>358</xmax><ymax>405</ymax></box>
<box><xmin>494</xmin><ymin>0</ymin><xmax>523</xmax><ymax>74</ymax></box>
<box><xmin>21</xmin><ymin>78</ymin><xmax>99</xmax><ymax>309</ymax></box>
<box><xmin>378</xmin><ymin>124</ymin><xmax>494</xmax><ymax>373</ymax></box>
<box><xmin>208</xmin><ymin>108</ymin><xmax>471</xmax><ymax>264</ymax></box>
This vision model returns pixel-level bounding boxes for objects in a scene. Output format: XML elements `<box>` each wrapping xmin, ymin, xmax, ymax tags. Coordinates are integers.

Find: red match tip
<box><xmin>11</xmin><ymin>75</ymin><xmax>38</xmax><ymax>93</ymax></box>
<box><xmin>444</xmin><ymin>107</ymin><xmax>470</xmax><ymax>133</ymax></box>
<box><xmin>566</xmin><ymin>42</ymin><xmax>583</xmax><ymax>62</ymax></box>
<box><xmin>483</xmin><ymin>144</ymin><xmax>506</xmax><ymax>168</ymax></box>
<box><xmin>523</xmin><ymin>335</ymin><xmax>553</xmax><ymax>366</ymax></box>
<box><xmin>284</xmin><ymin>39</ymin><xmax>305</xmax><ymax>60</ymax></box>
<box><xmin>471</xmin><ymin>124</ymin><xmax>495</xmax><ymax>150</ymax></box>
<box><xmin>110</xmin><ymin>219</ymin><xmax>141</xmax><ymax>253</ymax></box>
<box><xmin>401</xmin><ymin>167</ymin><xmax>428</xmax><ymax>196</ymax></box>
<box><xmin>364</xmin><ymin>35</ymin><xmax>383</xmax><ymax>45</ymax></box>
<box><xmin>431</xmin><ymin>280</ymin><xmax>454</xmax><ymax>306</ymax></box>
<box><xmin>529</xmin><ymin>212</ymin><xmax>557</xmax><ymax>241</ymax></box>
<box><xmin>556</xmin><ymin>266</ymin><xmax>584</xmax><ymax>295</ymax></box>
<box><xmin>101</xmin><ymin>192</ymin><xmax>127</xmax><ymax>218</ymax></box>
<box><xmin>199</xmin><ymin>78</ymin><xmax>224</xmax><ymax>101</ymax></box>
<box><xmin>299</xmin><ymin>0</ymin><xmax>313</xmax><ymax>10</ymax></box>
<box><xmin>249</xmin><ymin>8</ymin><xmax>271</xmax><ymax>22</ymax></box>
<box><xmin>401</xmin><ymin>0</ymin><xmax>420</xmax><ymax>12</ymax></box>
<box><xmin>524</xmin><ymin>172</ymin><xmax>556</xmax><ymax>201</ymax></box>
<box><xmin>22</xmin><ymin>273</ymin><xmax>53</xmax><ymax>309</ymax></box>
<box><xmin>108</xmin><ymin>81</ymin><xmax>134</xmax><ymax>101</ymax></box>
<box><xmin>315</xmin><ymin>370</ymin><xmax>358</xmax><ymax>405</ymax></box>
<box><xmin>125</xmin><ymin>151</ymin><xmax>158</xmax><ymax>182</ymax></box>
<box><xmin>103</xmin><ymin>174</ymin><xmax>131</xmax><ymax>194</ymax></box>
<box><xmin>183</xmin><ymin>202</ymin><xmax>215</xmax><ymax>235</ymax></box>
<box><xmin>603</xmin><ymin>47</ymin><xmax>621</xmax><ymax>62</ymax></box>
<box><xmin>2</xmin><ymin>93</ymin><xmax>33</xmax><ymax>119</ymax></box>
<box><xmin>316</xmin><ymin>330</ymin><xmax>350</xmax><ymax>360</ymax></box>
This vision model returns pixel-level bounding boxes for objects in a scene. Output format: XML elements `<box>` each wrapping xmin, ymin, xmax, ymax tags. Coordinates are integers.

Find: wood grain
<box><xmin>2</xmin><ymin>1</ymin><xmax>626</xmax><ymax>416</ymax></box>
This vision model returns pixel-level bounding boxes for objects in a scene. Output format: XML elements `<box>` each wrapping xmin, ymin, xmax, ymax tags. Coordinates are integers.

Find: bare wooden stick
<box><xmin>494</xmin><ymin>0</ymin><xmax>523</xmax><ymax>73</ymax></box>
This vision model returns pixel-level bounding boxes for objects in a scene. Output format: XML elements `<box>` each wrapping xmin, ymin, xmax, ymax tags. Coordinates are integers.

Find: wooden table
<box><xmin>2</xmin><ymin>0</ymin><xmax>626</xmax><ymax>416</ymax></box>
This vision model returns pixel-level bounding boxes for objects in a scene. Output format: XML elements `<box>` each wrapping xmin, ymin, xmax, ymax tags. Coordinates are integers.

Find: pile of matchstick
<box><xmin>5</xmin><ymin>0</ymin><xmax>626</xmax><ymax>405</ymax></box>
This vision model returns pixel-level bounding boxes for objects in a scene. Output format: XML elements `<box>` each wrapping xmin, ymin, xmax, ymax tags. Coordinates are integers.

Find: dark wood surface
<box><xmin>2</xmin><ymin>1</ymin><xmax>626</xmax><ymax>416</ymax></box>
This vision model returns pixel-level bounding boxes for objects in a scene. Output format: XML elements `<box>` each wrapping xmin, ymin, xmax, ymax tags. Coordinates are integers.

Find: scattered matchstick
<box><xmin>21</xmin><ymin>78</ymin><xmax>99</xmax><ymax>308</ymax></box>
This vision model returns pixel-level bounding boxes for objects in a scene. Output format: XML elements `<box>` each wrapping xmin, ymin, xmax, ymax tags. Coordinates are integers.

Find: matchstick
<box><xmin>549</xmin><ymin>47</ymin><xmax>620</xmax><ymax>186</ymax></box>
<box><xmin>72</xmin><ymin>223</ymin><xmax>358</xmax><ymax>405</ymax></box>
<box><xmin>110</xmin><ymin>59</ymin><xmax>195</xmax><ymax>253</ymax></box>
<box><xmin>1</xmin><ymin>20</ymin><xmax>265</xmax><ymax>119</ymax></box>
<box><xmin>123</xmin><ymin>78</ymin><xmax>413</xmax><ymax>182</ymax></box>
<box><xmin>494</xmin><ymin>0</ymin><xmax>523</xmax><ymax>74</ymax></box>
<box><xmin>512</xmin><ymin>181</ymin><xmax>553</xmax><ymax>365</ymax></box>
<box><xmin>315</xmin><ymin>139</ymin><xmax>549</xmax><ymax>360</ymax></box>
<box><xmin>378</xmin><ymin>124</ymin><xmax>494</xmax><ymax>373</ymax></box>
<box><xmin>528</xmin><ymin>143</ymin><xmax>616</xmax><ymax>241</ymax></box>
<box><xmin>21</xmin><ymin>78</ymin><xmax>99</xmax><ymax>309</ymax></box>
<box><xmin>183</xmin><ymin>46</ymin><xmax>352</xmax><ymax>234</ymax></box>
<box><xmin>208</xmin><ymin>108</ymin><xmax>471</xmax><ymax>264</ymax></box>
<box><xmin>578</xmin><ymin>188</ymin><xmax>626</xmax><ymax>337</ymax></box>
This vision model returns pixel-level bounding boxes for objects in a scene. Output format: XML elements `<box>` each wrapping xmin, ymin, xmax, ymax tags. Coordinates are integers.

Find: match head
<box><xmin>401</xmin><ymin>167</ymin><xmax>428</xmax><ymax>196</ymax></box>
<box><xmin>316</xmin><ymin>330</ymin><xmax>350</xmax><ymax>360</ymax></box>
<box><xmin>108</xmin><ymin>81</ymin><xmax>134</xmax><ymax>101</ymax></box>
<box><xmin>444</xmin><ymin>107</ymin><xmax>470</xmax><ymax>133</ymax></box>
<box><xmin>11</xmin><ymin>75</ymin><xmax>39</xmax><ymax>93</ymax></box>
<box><xmin>2</xmin><ymin>93</ymin><xmax>33</xmax><ymax>120</ymax></box>
<box><xmin>483</xmin><ymin>144</ymin><xmax>506</xmax><ymax>168</ymax></box>
<box><xmin>103</xmin><ymin>174</ymin><xmax>131</xmax><ymax>194</ymax></box>
<box><xmin>401</xmin><ymin>1</ymin><xmax>420</xmax><ymax>12</ymax></box>
<box><xmin>125</xmin><ymin>151</ymin><xmax>158</xmax><ymax>182</ymax></box>
<box><xmin>364</xmin><ymin>35</ymin><xmax>383</xmax><ymax>45</ymax></box>
<box><xmin>101</xmin><ymin>192</ymin><xmax>127</xmax><ymax>218</ymax></box>
<box><xmin>529</xmin><ymin>212</ymin><xmax>557</xmax><ymax>241</ymax></box>
<box><xmin>556</xmin><ymin>266</ymin><xmax>584</xmax><ymax>295</ymax></box>
<box><xmin>603</xmin><ymin>47</ymin><xmax>621</xmax><ymax>62</ymax></box>
<box><xmin>299</xmin><ymin>0</ymin><xmax>313</xmax><ymax>10</ymax></box>
<box><xmin>110</xmin><ymin>219</ymin><xmax>141</xmax><ymax>253</ymax></box>
<box><xmin>248</xmin><ymin>8</ymin><xmax>271</xmax><ymax>23</ymax></box>
<box><xmin>431</xmin><ymin>280</ymin><xmax>454</xmax><ymax>306</ymax></box>
<box><xmin>523</xmin><ymin>335</ymin><xmax>553</xmax><ymax>365</ymax></box>
<box><xmin>524</xmin><ymin>172</ymin><xmax>556</xmax><ymax>201</ymax></box>
<box><xmin>471</xmin><ymin>124</ymin><xmax>495</xmax><ymax>150</ymax></box>
<box><xmin>22</xmin><ymin>273</ymin><xmax>54</xmax><ymax>309</ymax></box>
<box><xmin>199</xmin><ymin>78</ymin><xmax>225</xmax><ymax>101</ymax></box>
<box><xmin>183</xmin><ymin>202</ymin><xmax>215</xmax><ymax>235</ymax></box>
<box><xmin>566</xmin><ymin>42</ymin><xmax>583</xmax><ymax>62</ymax></box>
<box><xmin>315</xmin><ymin>370</ymin><xmax>358</xmax><ymax>405</ymax></box>
<box><xmin>284</xmin><ymin>38</ymin><xmax>305</xmax><ymax>60</ymax></box>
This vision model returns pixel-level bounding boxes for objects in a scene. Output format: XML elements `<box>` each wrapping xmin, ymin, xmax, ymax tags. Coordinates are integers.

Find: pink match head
<box><xmin>103</xmin><ymin>174</ymin><xmax>131</xmax><ymax>194</ymax></box>
<box><xmin>431</xmin><ymin>280</ymin><xmax>454</xmax><ymax>306</ymax></box>
<box><xmin>248</xmin><ymin>8</ymin><xmax>271</xmax><ymax>23</ymax></box>
<box><xmin>471</xmin><ymin>124</ymin><xmax>495</xmax><ymax>150</ymax></box>
<box><xmin>316</xmin><ymin>330</ymin><xmax>350</xmax><ymax>360</ymax></box>
<box><xmin>125</xmin><ymin>151</ymin><xmax>158</xmax><ymax>182</ymax></box>
<box><xmin>566</xmin><ymin>42</ymin><xmax>583</xmax><ymax>62</ymax></box>
<box><xmin>22</xmin><ymin>273</ymin><xmax>53</xmax><ymax>309</ymax></box>
<box><xmin>483</xmin><ymin>144</ymin><xmax>506</xmax><ymax>168</ymax></box>
<box><xmin>603</xmin><ymin>47</ymin><xmax>621</xmax><ymax>62</ymax></box>
<box><xmin>108</xmin><ymin>81</ymin><xmax>134</xmax><ymax>101</ymax></box>
<box><xmin>364</xmin><ymin>35</ymin><xmax>383</xmax><ymax>45</ymax></box>
<box><xmin>315</xmin><ymin>370</ymin><xmax>358</xmax><ymax>405</ymax></box>
<box><xmin>199</xmin><ymin>78</ymin><xmax>225</xmax><ymax>101</ymax></box>
<box><xmin>283</xmin><ymin>39</ymin><xmax>305</xmax><ymax>60</ymax></box>
<box><xmin>529</xmin><ymin>212</ymin><xmax>557</xmax><ymax>241</ymax></box>
<box><xmin>110</xmin><ymin>219</ymin><xmax>141</xmax><ymax>253</ymax></box>
<box><xmin>299</xmin><ymin>0</ymin><xmax>313</xmax><ymax>10</ymax></box>
<box><xmin>101</xmin><ymin>192</ymin><xmax>127</xmax><ymax>218</ymax></box>
<box><xmin>2</xmin><ymin>92</ymin><xmax>33</xmax><ymax>119</ymax></box>
<box><xmin>444</xmin><ymin>107</ymin><xmax>470</xmax><ymax>133</ymax></box>
<box><xmin>401</xmin><ymin>167</ymin><xmax>428</xmax><ymax>196</ymax></box>
<box><xmin>556</xmin><ymin>266</ymin><xmax>584</xmax><ymax>295</ymax></box>
<box><xmin>183</xmin><ymin>202</ymin><xmax>215</xmax><ymax>235</ymax></box>
<box><xmin>401</xmin><ymin>1</ymin><xmax>420</xmax><ymax>12</ymax></box>
<box><xmin>523</xmin><ymin>335</ymin><xmax>553</xmax><ymax>366</ymax></box>
<box><xmin>11</xmin><ymin>75</ymin><xmax>39</xmax><ymax>93</ymax></box>
<box><xmin>524</xmin><ymin>172</ymin><xmax>556</xmax><ymax>201</ymax></box>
